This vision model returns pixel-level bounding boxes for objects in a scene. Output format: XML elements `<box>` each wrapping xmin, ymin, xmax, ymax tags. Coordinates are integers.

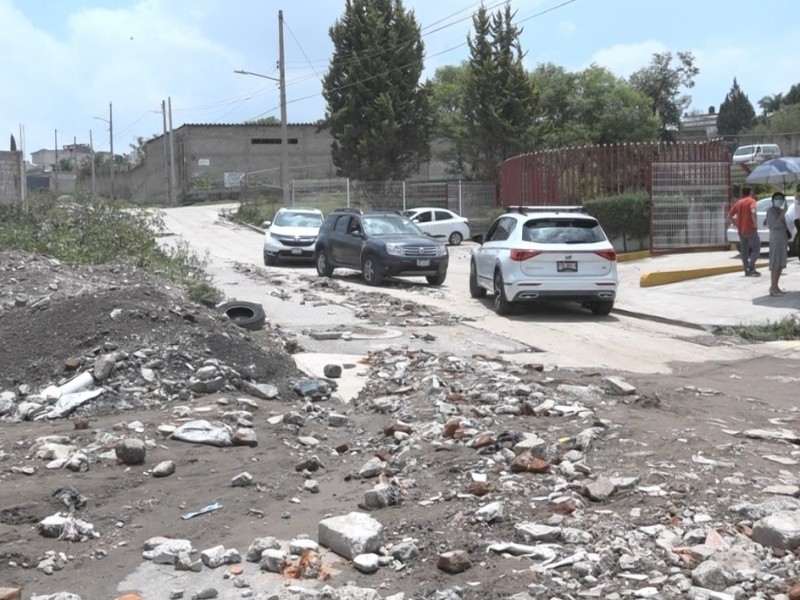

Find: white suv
<box><xmin>262</xmin><ymin>207</ymin><xmax>324</xmax><ymax>265</ymax></box>
<box><xmin>470</xmin><ymin>206</ymin><xmax>618</xmax><ymax>316</ymax></box>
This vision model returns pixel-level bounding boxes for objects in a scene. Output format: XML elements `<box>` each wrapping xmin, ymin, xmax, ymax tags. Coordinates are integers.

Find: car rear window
<box><xmin>523</xmin><ymin>218</ymin><xmax>606</xmax><ymax>244</ymax></box>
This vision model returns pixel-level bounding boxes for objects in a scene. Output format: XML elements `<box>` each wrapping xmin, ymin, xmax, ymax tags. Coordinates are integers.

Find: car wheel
<box><xmin>264</xmin><ymin>251</ymin><xmax>277</xmax><ymax>266</ymax></box>
<box><xmin>590</xmin><ymin>300</ymin><xmax>614</xmax><ymax>316</ymax></box>
<box><xmin>469</xmin><ymin>261</ymin><xmax>486</xmax><ymax>298</ymax></box>
<box><xmin>362</xmin><ymin>255</ymin><xmax>384</xmax><ymax>286</ymax></box>
<box><xmin>448</xmin><ymin>231</ymin><xmax>463</xmax><ymax>246</ymax></box>
<box><xmin>426</xmin><ymin>272</ymin><xmax>447</xmax><ymax>286</ymax></box>
<box><xmin>218</xmin><ymin>301</ymin><xmax>266</xmax><ymax>331</ymax></box>
<box><xmin>316</xmin><ymin>250</ymin><xmax>333</xmax><ymax>277</ymax></box>
<box><xmin>493</xmin><ymin>269</ymin><xmax>513</xmax><ymax>315</ymax></box>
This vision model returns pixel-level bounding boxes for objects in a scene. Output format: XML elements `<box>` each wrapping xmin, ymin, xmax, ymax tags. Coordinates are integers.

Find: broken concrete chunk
<box><xmin>318</xmin><ymin>512</ymin><xmax>383</xmax><ymax>560</ymax></box>
<box><xmin>259</xmin><ymin>548</ymin><xmax>287</xmax><ymax>572</ymax></box>
<box><xmin>603</xmin><ymin>375</ymin><xmax>636</xmax><ymax>395</ymax></box>
<box><xmin>238</xmin><ymin>380</ymin><xmax>279</xmax><ymax>400</ymax></box>
<box><xmin>752</xmin><ymin>511</ymin><xmax>800</xmax><ymax>549</ymax></box>
<box><xmin>353</xmin><ymin>553</ymin><xmax>380</xmax><ymax>574</ymax></box>
<box><xmin>246</xmin><ymin>537</ymin><xmax>280</xmax><ymax>562</ymax></box>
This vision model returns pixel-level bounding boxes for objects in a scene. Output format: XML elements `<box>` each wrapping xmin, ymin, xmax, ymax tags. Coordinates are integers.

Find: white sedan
<box><xmin>403</xmin><ymin>207</ymin><xmax>470</xmax><ymax>246</ymax></box>
<box><xmin>726</xmin><ymin>196</ymin><xmax>797</xmax><ymax>254</ymax></box>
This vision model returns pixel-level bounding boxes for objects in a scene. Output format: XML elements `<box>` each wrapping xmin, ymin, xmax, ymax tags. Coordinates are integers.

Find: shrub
<box><xmin>0</xmin><ymin>192</ymin><xmax>221</xmax><ymax>304</ymax></box>
<box><xmin>582</xmin><ymin>192</ymin><xmax>649</xmax><ymax>251</ymax></box>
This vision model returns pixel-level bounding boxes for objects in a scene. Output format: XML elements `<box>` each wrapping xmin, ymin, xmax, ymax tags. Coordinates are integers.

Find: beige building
<box><xmin>98</xmin><ymin>122</ymin><xmax>449</xmax><ymax>204</ymax></box>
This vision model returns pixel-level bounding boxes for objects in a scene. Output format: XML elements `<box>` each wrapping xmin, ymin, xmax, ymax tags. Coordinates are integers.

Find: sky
<box><xmin>3</xmin><ymin>0</ymin><xmax>799</xmax><ymax>162</ymax></box>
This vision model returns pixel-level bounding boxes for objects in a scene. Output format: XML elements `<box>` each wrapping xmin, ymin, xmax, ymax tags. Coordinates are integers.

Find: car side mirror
<box><xmin>261</xmin><ymin>220</ymin><xmax>272</xmax><ymax>229</ymax></box>
<box><xmin>471</xmin><ymin>234</ymin><xmax>484</xmax><ymax>244</ymax></box>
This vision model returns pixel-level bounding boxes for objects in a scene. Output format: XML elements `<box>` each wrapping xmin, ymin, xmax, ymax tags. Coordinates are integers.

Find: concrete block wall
<box><xmin>0</xmin><ymin>151</ymin><xmax>23</xmax><ymax>205</ymax></box>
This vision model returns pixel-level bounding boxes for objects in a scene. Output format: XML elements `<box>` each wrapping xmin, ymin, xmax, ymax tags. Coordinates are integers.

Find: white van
<box><xmin>732</xmin><ymin>144</ymin><xmax>782</xmax><ymax>165</ymax></box>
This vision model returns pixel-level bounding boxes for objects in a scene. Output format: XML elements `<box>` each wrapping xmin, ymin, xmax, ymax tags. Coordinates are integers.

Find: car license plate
<box><xmin>417</xmin><ymin>259</ymin><xmax>430</xmax><ymax>267</ymax></box>
<box><xmin>557</xmin><ymin>261</ymin><xmax>578</xmax><ymax>272</ymax></box>
<box><xmin>291</xmin><ymin>248</ymin><xmax>302</xmax><ymax>255</ymax></box>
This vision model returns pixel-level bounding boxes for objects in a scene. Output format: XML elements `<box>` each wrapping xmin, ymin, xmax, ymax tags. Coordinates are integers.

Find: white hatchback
<box><xmin>403</xmin><ymin>207</ymin><xmax>470</xmax><ymax>245</ymax></box>
<box><xmin>262</xmin><ymin>207</ymin><xmax>324</xmax><ymax>265</ymax></box>
<box><xmin>470</xmin><ymin>207</ymin><xmax>618</xmax><ymax>316</ymax></box>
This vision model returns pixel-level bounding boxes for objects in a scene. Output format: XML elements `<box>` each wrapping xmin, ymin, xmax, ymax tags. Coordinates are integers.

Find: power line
<box><xmin>283</xmin><ymin>17</ymin><xmax>324</xmax><ymax>83</ymax></box>
<box><xmin>244</xmin><ymin>0</ymin><xmax>579</xmax><ymax>122</ymax></box>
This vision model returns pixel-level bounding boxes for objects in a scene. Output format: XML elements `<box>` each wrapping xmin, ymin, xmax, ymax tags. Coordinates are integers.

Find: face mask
<box><xmin>774</xmin><ymin>199</ymin><xmax>786</xmax><ymax>208</ymax></box>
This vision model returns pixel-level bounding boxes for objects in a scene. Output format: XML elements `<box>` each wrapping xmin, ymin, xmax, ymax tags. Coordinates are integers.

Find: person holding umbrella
<box><xmin>727</xmin><ymin>186</ymin><xmax>760</xmax><ymax>276</ymax></box>
<box><xmin>766</xmin><ymin>191</ymin><xmax>789</xmax><ymax>295</ymax></box>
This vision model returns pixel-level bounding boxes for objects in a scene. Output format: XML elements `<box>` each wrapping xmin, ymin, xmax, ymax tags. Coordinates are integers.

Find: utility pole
<box><xmin>278</xmin><ymin>9</ymin><xmax>289</xmax><ymax>206</ymax></box>
<box><xmin>161</xmin><ymin>99</ymin><xmax>169</xmax><ymax>203</ymax></box>
<box><xmin>109</xmin><ymin>102</ymin><xmax>115</xmax><ymax>201</ymax></box>
<box><xmin>54</xmin><ymin>129</ymin><xmax>59</xmax><ymax>195</ymax></box>
<box><xmin>89</xmin><ymin>129</ymin><xmax>96</xmax><ymax>194</ymax></box>
<box><xmin>233</xmin><ymin>10</ymin><xmax>289</xmax><ymax>204</ymax></box>
<box><xmin>19</xmin><ymin>124</ymin><xmax>27</xmax><ymax>212</ymax></box>
<box><xmin>168</xmin><ymin>96</ymin><xmax>177</xmax><ymax>204</ymax></box>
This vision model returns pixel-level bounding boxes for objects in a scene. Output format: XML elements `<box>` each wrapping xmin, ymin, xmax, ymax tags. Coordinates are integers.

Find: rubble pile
<box><xmin>5</xmin><ymin>250</ymin><xmax>800</xmax><ymax>598</ymax></box>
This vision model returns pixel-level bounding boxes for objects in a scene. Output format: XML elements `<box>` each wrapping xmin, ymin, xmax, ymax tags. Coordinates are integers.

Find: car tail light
<box><xmin>594</xmin><ymin>249</ymin><xmax>617</xmax><ymax>261</ymax></box>
<box><xmin>510</xmin><ymin>249</ymin><xmax>542</xmax><ymax>261</ymax></box>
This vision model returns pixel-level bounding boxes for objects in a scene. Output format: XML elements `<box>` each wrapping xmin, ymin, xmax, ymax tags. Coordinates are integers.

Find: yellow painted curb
<box><xmin>617</xmin><ymin>250</ymin><xmax>651</xmax><ymax>263</ymax></box>
<box><xmin>640</xmin><ymin>261</ymin><xmax>769</xmax><ymax>287</ymax></box>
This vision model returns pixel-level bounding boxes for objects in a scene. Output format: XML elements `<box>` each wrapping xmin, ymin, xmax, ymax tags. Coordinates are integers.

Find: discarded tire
<box><xmin>218</xmin><ymin>301</ymin><xmax>266</xmax><ymax>331</ymax></box>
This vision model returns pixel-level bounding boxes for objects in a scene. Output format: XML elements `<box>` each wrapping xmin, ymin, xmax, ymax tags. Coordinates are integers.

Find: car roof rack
<box><xmin>505</xmin><ymin>205</ymin><xmax>587</xmax><ymax>215</ymax></box>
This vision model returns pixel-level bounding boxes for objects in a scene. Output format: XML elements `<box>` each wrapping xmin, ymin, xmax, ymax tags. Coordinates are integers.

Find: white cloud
<box><xmin>589</xmin><ymin>40</ymin><xmax>668</xmax><ymax>78</ymax></box>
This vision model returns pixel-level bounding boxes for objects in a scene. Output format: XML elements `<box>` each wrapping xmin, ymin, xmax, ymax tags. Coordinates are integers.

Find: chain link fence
<box><xmin>240</xmin><ymin>177</ymin><xmax>498</xmax><ymax>234</ymax></box>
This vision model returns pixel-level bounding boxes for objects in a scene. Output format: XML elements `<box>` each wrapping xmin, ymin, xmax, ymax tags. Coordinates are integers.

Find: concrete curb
<box><xmin>640</xmin><ymin>260</ymin><xmax>770</xmax><ymax>287</ymax></box>
<box><xmin>617</xmin><ymin>250</ymin><xmax>651</xmax><ymax>263</ymax></box>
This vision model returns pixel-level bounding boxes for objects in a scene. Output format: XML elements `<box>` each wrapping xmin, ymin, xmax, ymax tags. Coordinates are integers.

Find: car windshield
<box><xmin>734</xmin><ymin>146</ymin><xmax>753</xmax><ymax>156</ymax></box>
<box><xmin>274</xmin><ymin>212</ymin><xmax>323</xmax><ymax>227</ymax></box>
<box><xmin>523</xmin><ymin>218</ymin><xmax>606</xmax><ymax>244</ymax></box>
<box><xmin>363</xmin><ymin>215</ymin><xmax>423</xmax><ymax>236</ymax></box>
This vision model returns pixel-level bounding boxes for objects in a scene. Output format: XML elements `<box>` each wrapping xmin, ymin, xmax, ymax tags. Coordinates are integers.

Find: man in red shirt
<box><xmin>727</xmin><ymin>186</ymin><xmax>761</xmax><ymax>276</ymax></box>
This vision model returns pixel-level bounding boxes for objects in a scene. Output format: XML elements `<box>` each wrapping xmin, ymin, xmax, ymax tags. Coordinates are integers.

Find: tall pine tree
<box><xmin>463</xmin><ymin>5</ymin><xmax>536</xmax><ymax>180</ymax></box>
<box><xmin>322</xmin><ymin>0</ymin><xmax>430</xmax><ymax>181</ymax></box>
<box><xmin>717</xmin><ymin>78</ymin><xmax>755</xmax><ymax>136</ymax></box>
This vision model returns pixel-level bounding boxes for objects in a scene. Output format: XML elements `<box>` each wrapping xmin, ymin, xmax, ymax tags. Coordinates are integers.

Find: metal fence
<box><xmin>650</xmin><ymin>161</ymin><xmax>730</xmax><ymax>251</ymax></box>
<box><xmin>498</xmin><ymin>140</ymin><xmax>731</xmax><ymax>206</ymax></box>
<box><xmin>242</xmin><ymin>178</ymin><xmax>498</xmax><ymax>234</ymax></box>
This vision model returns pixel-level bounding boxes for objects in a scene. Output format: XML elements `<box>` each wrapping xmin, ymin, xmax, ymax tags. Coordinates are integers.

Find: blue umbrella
<box><xmin>745</xmin><ymin>156</ymin><xmax>800</xmax><ymax>188</ymax></box>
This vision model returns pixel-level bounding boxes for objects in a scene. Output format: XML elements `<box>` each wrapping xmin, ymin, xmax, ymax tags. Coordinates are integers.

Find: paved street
<box><xmin>160</xmin><ymin>204</ymin><xmax>800</xmax><ymax>375</ymax></box>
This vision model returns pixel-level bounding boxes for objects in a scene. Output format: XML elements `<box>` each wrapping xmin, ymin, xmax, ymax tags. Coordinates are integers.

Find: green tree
<box><xmin>758</xmin><ymin>93</ymin><xmax>783</xmax><ymax>119</ymax></box>
<box><xmin>717</xmin><ymin>78</ymin><xmax>756</xmax><ymax>136</ymax></box>
<box><xmin>428</xmin><ymin>63</ymin><xmax>469</xmax><ymax>176</ymax></box>
<box><xmin>532</xmin><ymin>63</ymin><xmax>658</xmax><ymax>148</ymax></box>
<box><xmin>462</xmin><ymin>4</ymin><xmax>537</xmax><ymax>179</ymax></box>
<box><xmin>747</xmin><ymin>103</ymin><xmax>800</xmax><ymax>135</ymax></box>
<box><xmin>322</xmin><ymin>0</ymin><xmax>430</xmax><ymax>181</ymax></box>
<box><xmin>629</xmin><ymin>51</ymin><xmax>699</xmax><ymax>141</ymax></box>
<box><xmin>783</xmin><ymin>83</ymin><xmax>800</xmax><ymax>106</ymax></box>
<box><xmin>247</xmin><ymin>116</ymin><xmax>280</xmax><ymax>126</ymax></box>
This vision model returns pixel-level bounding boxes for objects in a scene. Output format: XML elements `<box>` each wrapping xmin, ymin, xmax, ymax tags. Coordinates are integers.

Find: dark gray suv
<box><xmin>314</xmin><ymin>208</ymin><xmax>449</xmax><ymax>286</ymax></box>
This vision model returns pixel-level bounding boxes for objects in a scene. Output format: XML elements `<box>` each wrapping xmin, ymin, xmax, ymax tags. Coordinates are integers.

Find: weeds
<box><xmin>720</xmin><ymin>317</ymin><xmax>800</xmax><ymax>341</ymax></box>
<box><xmin>0</xmin><ymin>192</ymin><xmax>222</xmax><ymax>304</ymax></box>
